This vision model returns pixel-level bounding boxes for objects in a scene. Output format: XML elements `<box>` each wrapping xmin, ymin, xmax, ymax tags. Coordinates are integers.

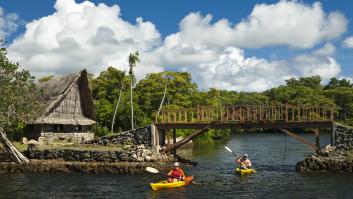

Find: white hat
<box><xmin>174</xmin><ymin>162</ymin><xmax>179</xmax><ymax>167</ymax></box>
<box><xmin>243</xmin><ymin>154</ymin><xmax>248</xmax><ymax>157</ymax></box>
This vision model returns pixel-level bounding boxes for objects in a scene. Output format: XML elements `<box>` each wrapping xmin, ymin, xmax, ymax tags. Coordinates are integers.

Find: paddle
<box><xmin>146</xmin><ymin>167</ymin><xmax>200</xmax><ymax>185</ymax></box>
<box><xmin>224</xmin><ymin>146</ymin><xmax>238</xmax><ymax>158</ymax></box>
<box><xmin>146</xmin><ymin>167</ymin><xmax>169</xmax><ymax>176</ymax></box>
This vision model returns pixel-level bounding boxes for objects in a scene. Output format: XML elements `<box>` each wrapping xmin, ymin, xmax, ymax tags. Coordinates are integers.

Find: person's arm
<box><xmin>247</xmin><ymin>160</ymin><xmax>252</xmax><ymax>167</ymax></box>
<box><xmin>168</xmin><ymin>170</ymin><xmax>172</xmax><ymax>176</ymax></box>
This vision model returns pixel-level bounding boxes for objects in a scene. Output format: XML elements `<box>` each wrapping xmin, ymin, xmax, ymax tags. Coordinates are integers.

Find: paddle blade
<box><xmin>146</xmin><ymin>167</ymin><xmax>159</xmax><ymax>174</ymax></box>
<box><xmin>224</xmin><ymin>146</ymin><xmax>232</xmax><ymax>153</ymax></box>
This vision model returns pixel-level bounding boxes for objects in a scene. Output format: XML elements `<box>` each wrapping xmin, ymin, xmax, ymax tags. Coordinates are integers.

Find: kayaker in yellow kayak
<box><xmin>236</xmin><ymin>154</ymin><xmax>252</xmax><ymax>169</ymax></box>
<box><xmin>167</xmin><ymin>162</ymin><xmax>185</xmax><ymax>183</ymax></box>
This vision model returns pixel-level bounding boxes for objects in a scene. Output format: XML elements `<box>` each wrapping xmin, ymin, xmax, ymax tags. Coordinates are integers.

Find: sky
<box><xmin>1</xmin><ymin>0</ymin><xmax>353</xmax><ymax>92</ymax></box>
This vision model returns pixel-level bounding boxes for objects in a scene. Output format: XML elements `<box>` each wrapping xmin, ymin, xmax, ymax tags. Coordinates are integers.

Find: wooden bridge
<box><xmin>152</xmin><ymin>105</ymin><xmax>335</xmax><ymax>153</ymax></box>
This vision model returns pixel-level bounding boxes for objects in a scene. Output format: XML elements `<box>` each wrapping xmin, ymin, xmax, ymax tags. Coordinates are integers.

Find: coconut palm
<box><xmin>128</xmin><ymin>51</ymin><xmax>139</xmax><ymax>130</ymax></box>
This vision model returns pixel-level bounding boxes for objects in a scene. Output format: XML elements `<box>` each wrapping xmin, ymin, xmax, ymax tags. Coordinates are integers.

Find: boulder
<box><xmin>38</xmin><ymin>137</ymin><xmax>48</xmax><ymax>145</ymax></box>
<box><xmin>28</xmin><ymin>140</ymin><xmax>39</xmax><ymax>145</ymax></box>
<box><xmin>123</xmin><ymin>145</ymin><xmax>131</xmax><ymax>150</ymax></box>
<box><xmin>22</xmin><ymin>137</ymin><xmax>28</xmax><ymax>144</ymax></box>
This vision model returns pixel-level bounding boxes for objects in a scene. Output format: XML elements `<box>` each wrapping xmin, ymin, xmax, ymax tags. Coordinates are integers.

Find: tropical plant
<box><xmin>128</xmin><ymin>51</ymin><xmax>140</xmax><ymax>130</ymax></box>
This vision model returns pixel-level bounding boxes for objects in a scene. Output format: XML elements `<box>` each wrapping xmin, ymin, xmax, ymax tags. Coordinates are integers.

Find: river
<box><xmin>0</xmin><ymin>133</ymin><xmax>352</xmax><ymax>199</ymax></box>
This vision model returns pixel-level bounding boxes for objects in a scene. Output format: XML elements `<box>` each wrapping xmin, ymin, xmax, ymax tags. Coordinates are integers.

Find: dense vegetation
<box><xmin>91</xmin><ymin>67</ymin><xmax>353</xmax><ymax>141</ymax></box>
<box><xmin>0</xmin><ymin>41</ymin><xmax>42</xmax><ymax>140</ymax></box>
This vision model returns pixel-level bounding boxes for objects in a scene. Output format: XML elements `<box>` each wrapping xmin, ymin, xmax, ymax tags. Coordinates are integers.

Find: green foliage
<box><xmin>285</xmin><ymin>76</ymin><xmax>322</xmax><ymax>90</ymax></box>
<box><xmin>0</xmin><ymin>40</ymin><xmax>42</xmax><ymax>134</ymax></box>
<box><xmin>91</xmin><ymin>124</ymin><xmax>111</xmax><ymax>137</ymax></box>
<box><xmin>237</xmin><ymin>92</ymin><xmax>269</xmax><ymax>105</ymax></box>
<box><xmin>325</xmin><ymin>77</ymin><xmax>353</xmax><ymax>89</ymax></box>
<box><xmin>135</xmin><ymin>71</ymin><xmax>198</xmax><ymax>116</ymax></box>
<box><xmin>91</xmin><ymin>67</ymin><xmax>129</xmax><ymax>132</ymax></box>
<box><xmin>324</xmin><ymin>87</ymin><xmax>353</xmax><ymax>120</ymax></box>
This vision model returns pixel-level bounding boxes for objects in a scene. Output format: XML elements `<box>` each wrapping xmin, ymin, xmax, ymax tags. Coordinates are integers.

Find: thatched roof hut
<box><xmin>27</xmin><ymin>69</ymin><xmax>96</xmax><ymax>142</ymax></box>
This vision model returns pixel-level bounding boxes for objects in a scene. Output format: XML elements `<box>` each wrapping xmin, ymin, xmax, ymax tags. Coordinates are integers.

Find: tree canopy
<box><xmin>0</xmin><ymin>41</ymin><xmax>41</xmax><ymax>138</ymax></box>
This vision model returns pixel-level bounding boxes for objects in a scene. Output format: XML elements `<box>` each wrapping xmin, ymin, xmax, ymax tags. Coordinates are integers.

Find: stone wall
<box><xmin>85</xmin><ymin>126</ymin><xmax>152</xmax><ymax>146</ymax></box>
<box><xmin>0</xmin><ymin>161</ymin><xmax>175</xmax><ymax>174</ymax></box>
<box><xmin>0</xmin><ymin>152</ymin><xmax>12</xmax><ymax>162</ymax></box>
<box><xmin>334</xmin><ymin>124</ymin><xmax>353</xmax><ymax>150</ymax></box>
<box><xmin>41</xmin><ymin>132</ymin><xmax>94</xmax><ymax>143</ymax></box>
<box><xmin>24</xmin><ymin>145</ymin><xmax>173</xmax><ymax>163</ymax></box>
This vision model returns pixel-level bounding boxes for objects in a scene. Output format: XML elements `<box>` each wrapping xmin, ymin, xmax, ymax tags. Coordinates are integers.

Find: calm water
<box><xmin>1</xmin><ymin>133</ymin><xmax>353</xmax><ymax>199</ymax></box>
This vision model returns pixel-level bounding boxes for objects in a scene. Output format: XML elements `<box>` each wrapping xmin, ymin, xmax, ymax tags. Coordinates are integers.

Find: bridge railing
<box><xmin>155</xmin><ymin>105</ymin><xmax>335</xmax><ymax>124</ymax></box>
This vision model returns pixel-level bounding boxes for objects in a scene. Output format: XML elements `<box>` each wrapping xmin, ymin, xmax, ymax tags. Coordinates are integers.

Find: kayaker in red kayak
<box><xmin>167</xmin><ymin>162</ymin><xmax>185</xmax><ymax>183</ymax></box>
<box><xmin>236</xmin><ymin>154</ymin><xmax>252</xmax><ymax>169</ymax></box>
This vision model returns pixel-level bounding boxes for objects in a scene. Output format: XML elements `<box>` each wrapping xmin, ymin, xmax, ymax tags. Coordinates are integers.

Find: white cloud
<box><xmin>174</xmin><ymin>1</ymin><xmax>347</xmax><ymax>49</ymax></box>
<box><xmin>313</xmin><ymin>43</ymin><xmax>336</xmax><ymax>56</ymax></box>
<box><xmin>292</xmin><ymin>55</ymin><xmax>340</xmax><ymax>80</ymax></box>
<box><xmin>6</xmin><ymin>0</ymin><xmax>345</xmax><ymax>92</ymax></box>
<box><xmin>8</xmin><ymin>0</ymin><xmax>163</xmax><ymax>78</ymax></box>
<box><xmin>152</xmin><ymin>32</ymin><xmax>341</xmax><ymax>91</ymax></box>
<box><xmin>343</xmin><ymin>36</ymin><xmax>353</xmax><ymax>48</ymax></box>
<box><xmin>0</xmin><ymin>7</ymin><xmax>21</xmax><ymax>38</ymax></box>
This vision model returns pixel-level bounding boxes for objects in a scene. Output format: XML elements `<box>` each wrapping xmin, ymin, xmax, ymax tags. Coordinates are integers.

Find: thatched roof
<box><xmin>33</xmin><ymin>69</ymin><xmax>96</xmax><ymax>126</ymax></box>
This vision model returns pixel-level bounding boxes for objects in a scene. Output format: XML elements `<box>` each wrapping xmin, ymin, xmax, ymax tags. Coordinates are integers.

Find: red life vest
<box><xmin>170</xmin><ymin>168</ymin><xmax>183</xmax><ymax>179</ymax></box>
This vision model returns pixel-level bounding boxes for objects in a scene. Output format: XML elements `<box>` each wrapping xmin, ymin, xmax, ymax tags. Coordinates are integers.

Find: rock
<box><xmin>38</xmin><ymin>137</ymin><xmax>48</xmax><ymax>145</ymax></box>
<box><xmin>22</xmin><ymin>137</ymin><xmax>28</xmax><ymax>144</ymax></box>
<box><xmin>28</xmin><ymin>140</ymin><xmax>39</xmax><ymax>145</ymax></box>
<box><xmin>144</xmin><ymin>156</ymin><xmax>151</xmax><ymax>162</ymax></box>
<box><xmin>123</xmin><ymin>145</ymin><xmax>131</xmax><ymax>150</ymax></box>
<box><xmin>143</xmin><ymin>149</ymin><xmax>151</xmax><ymax>155</ymax></box>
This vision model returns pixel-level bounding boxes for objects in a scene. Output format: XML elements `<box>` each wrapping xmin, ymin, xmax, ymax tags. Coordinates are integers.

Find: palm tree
<box><xmin>128</xmin><ymin>51</ymin><xmax>139</xmax><ymax>130</ymax></box>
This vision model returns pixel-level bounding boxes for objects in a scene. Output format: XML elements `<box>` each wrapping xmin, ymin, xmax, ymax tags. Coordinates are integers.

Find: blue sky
<box><xmin>1</xmin><ymin>0</ymin><xmax>353</xmax><ymax>91</ymax></box>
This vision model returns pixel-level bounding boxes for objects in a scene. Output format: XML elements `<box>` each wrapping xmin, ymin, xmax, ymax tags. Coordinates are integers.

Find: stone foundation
<box><xmin>24</xmin><ymin>145</ymin><xmax>174</xmax><ymax>163</ymax></box>
<box><xmin>41</xmin><ymin>132</ymin><xmax>94</xmax><ymax>143</ymax></box>
<box><xmin>85</xmin><ymin>126</ymin><xmax>152</xmax><ymax>146</ymax></box>
<box><xmin>334</xmin><ymin>124</ymin><xmax>353</xmax><ymax>150</ymax></box>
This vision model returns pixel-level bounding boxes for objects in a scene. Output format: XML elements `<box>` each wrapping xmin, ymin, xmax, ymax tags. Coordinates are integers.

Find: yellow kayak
<box><xmin>150</xmin><ymin>176</ymin><xmax>193</xmax><ymax>191</ymax></box>
<box><xmin>235</xmin><ymin>168</ymin><xmax>256</xmax><ymax>175</ymax></box>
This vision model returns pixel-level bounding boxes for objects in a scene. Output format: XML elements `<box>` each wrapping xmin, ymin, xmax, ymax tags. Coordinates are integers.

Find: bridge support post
<box><xmin>314</xmin><ymin>129</ymin><xmax>320</xmax><ymax>152</ymax></box>
<box><xmin>331</xmin><ymin>122</ymin><xmax>336</xmax><ymax>146</ymax></box>
<box><xmin>150</xmin><ymin>124</ymin><xmax>160</xmax><ymax>154</ymax></box>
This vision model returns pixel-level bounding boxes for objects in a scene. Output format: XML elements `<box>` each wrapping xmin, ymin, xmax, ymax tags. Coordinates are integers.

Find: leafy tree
<box><xmin>135</xmin><ymin>71</ymin><xmax>198</xmax><ymax>117</ymax></box>
<box><xmin>237</xmin><ymin>92</ymin><xmax>269</xmax><ymax>105</ymax></box>
<box><xmin>91</xmin><ymin>67</ymin><xmax>128</xmax><ymax>134</ymax></box>
<box><xmin>325</xmin><ymin>87</ymin><xmax>353</xmax><ymax>121</ymax></box>
<box><xmin>324</xmin><ymin>77</ymin><xmax>353</xmax><ymax>89</ymax></box>
<box><xmin>266</xmin><ymin>85</ymin><xmax>334</xmax><ymax>106</ymax></box>
<box><xmin>0</xmin><ymin>40</ymin><xmax>41</xmax><ymax>162</ymax></box>
<box><xmin>285</xmin><ymin>76</ymin><xmax>322</xmax><ymax>90</ymax></box>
